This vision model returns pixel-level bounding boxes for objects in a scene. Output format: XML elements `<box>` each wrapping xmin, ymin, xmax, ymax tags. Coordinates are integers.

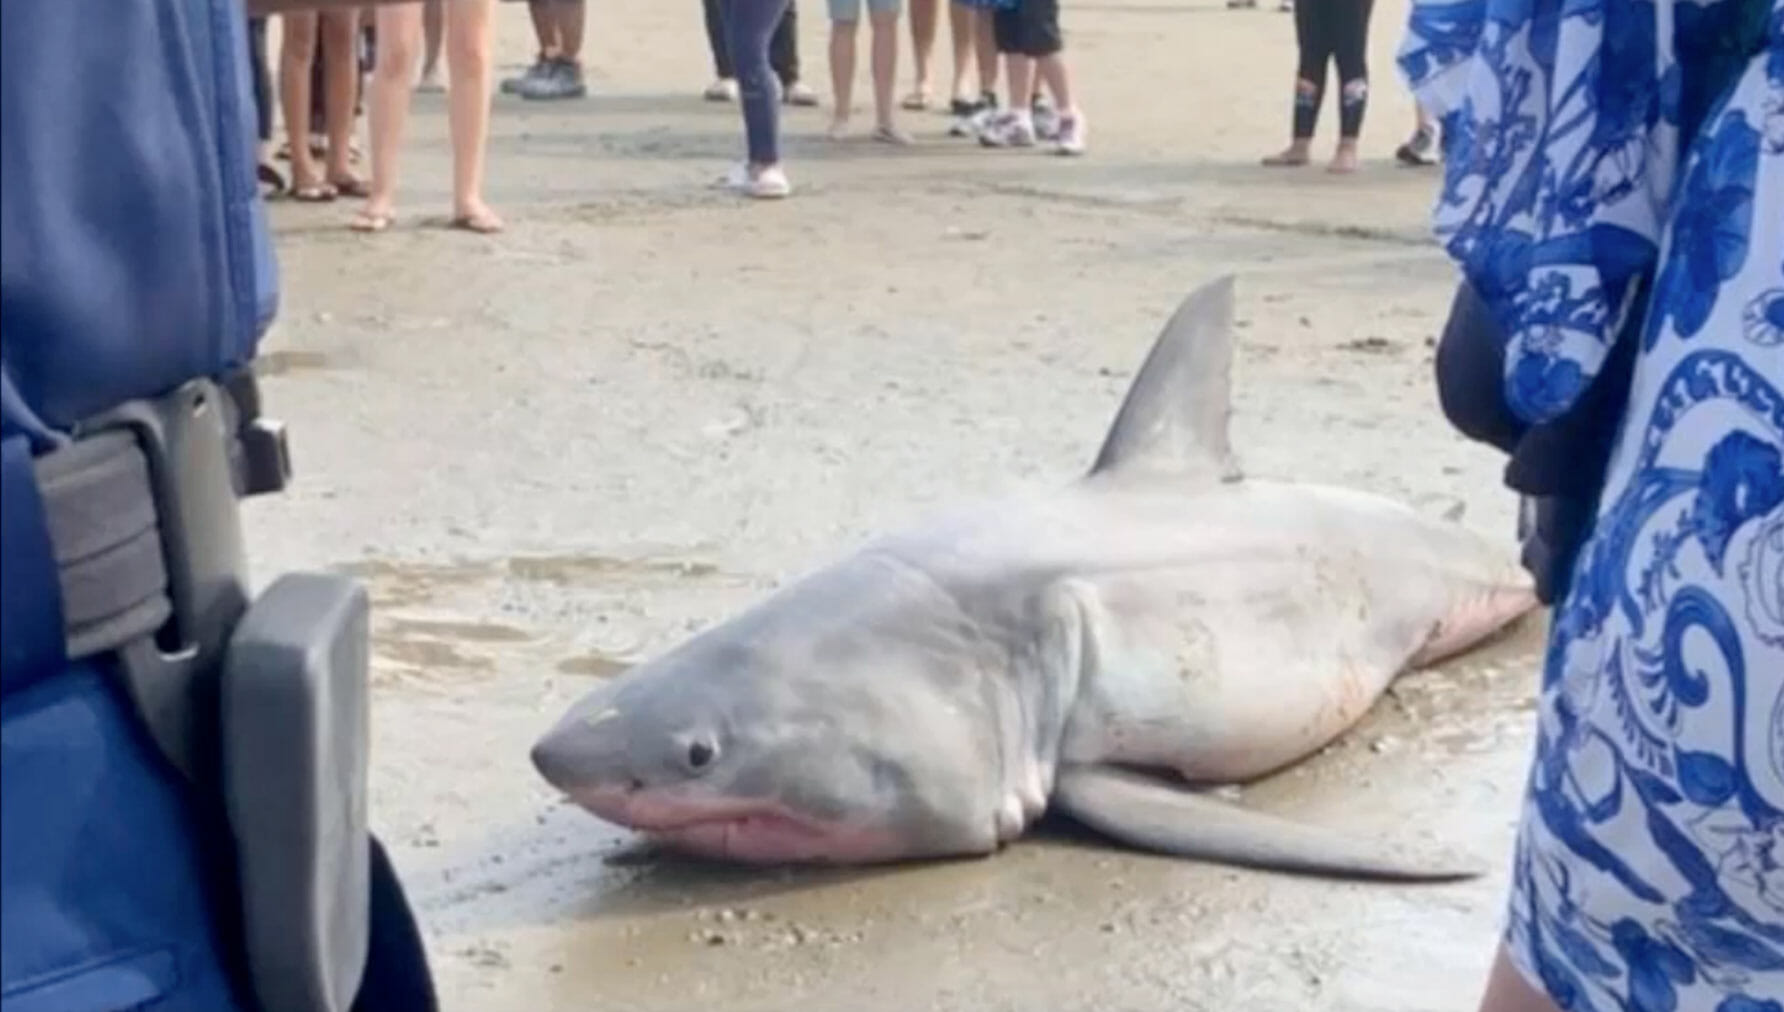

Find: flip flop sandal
<box><xmin>447</xmin><ymin>211</ymin><xmax>504</xmax><ymax>234</ymax></box>
<box><xmin>872</xmin><ymin>125</ymin><xmax>914</xmax><ymax>145</ymax></box>
<box><xmin>290</xmin><ymin>182</ymin><xmax>339</xmax><ymax>202</ymax></box>
<box><xmin>901</xmin><ymin>92</ymin><xmax>930</xmax><ymax>111</ymax></box>
<box><xmin>348</xmin><ymin>210</ymin><xmax>396</xmax><ymax>233</ymax></box>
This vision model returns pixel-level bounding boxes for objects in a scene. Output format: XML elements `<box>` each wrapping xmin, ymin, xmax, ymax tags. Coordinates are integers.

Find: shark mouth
<box><xmin>567</xmin><ymin>789</ymin><xmax>894</xmax><ymax>864</ymax></box>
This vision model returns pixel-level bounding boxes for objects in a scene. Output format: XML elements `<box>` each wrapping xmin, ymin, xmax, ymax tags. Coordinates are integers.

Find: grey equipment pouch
<box><xmin>221</xmin><ymin>571</ymin><xmax>372</xmax><ymax>1012</ymax></box>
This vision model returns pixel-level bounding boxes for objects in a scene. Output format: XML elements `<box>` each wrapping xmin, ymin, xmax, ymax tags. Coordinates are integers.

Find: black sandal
<box><xmin>257</xmin><ymin>162</ymin><xmax>287</xmax><ymax>196</ymax></box>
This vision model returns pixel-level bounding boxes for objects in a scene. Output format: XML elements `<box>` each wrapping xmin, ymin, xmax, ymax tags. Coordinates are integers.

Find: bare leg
<box><xmin>446</xmin><ymin>0</ymin><xmax>500</xmax><ymax>228</ymax></box>
<box><xmin>1034</xmin><ymin>52</ymin><xmax>1072</xmax><ymax>112</ymax></box>
<box><xmin>558</xmin><ymin>0</ymin><xmax>586</xmax><ymax>61</ymax></box>
<box><xmin>320</xmin><ymin>10</ymin><xmax>363</xmax><ymax>189</ymax></box>
<box><xmin>869</xmin><ymin>8</ymin><xmax>904</xmax><ymax>138</ymax></box>
<box><xmin>360</xmin><ymin>1</ymin><xmax>420</xmax><ymax>228</ymax></box>
<box><xmin>973</xmin><ymin>8</ymin><xmax>997</xmax><ymax>97</ymax></box>
<box><xmin>828</xmin><ymin>19</ymin><xmax>857</xmax><ymax>136</ymax></box>
<box><xmin>1476</xmin><ymin>947</ymin><xmax>1563</xmax><ymax>1012</ymax></box>
<box><xmin>946</xmin><ymin>1</ymin><xmax>973</xmax><ymax>102</ymax></box>
<box><xmin>280</xmin><ymin>12</ymin><xmax>327</xmax><ymax>194</ymax></box>
<box><xmin>906</xmin><ymin>0</ymin><xmax>937</xmax><ymax>107</ymax></box>
<box><xmin>419</xmin><ymin>0</ymin><xmax>445</xmax><ymax>87</ymax></box>
<box><xmin>532</xmin><ymin>1</ymin><xmax>562</xmax><ymax>57</ymax></box>
<box><xmin>1004</xmin><ymin>53</ymin><xmax>1034</xmax><ymax>121</ymax></box>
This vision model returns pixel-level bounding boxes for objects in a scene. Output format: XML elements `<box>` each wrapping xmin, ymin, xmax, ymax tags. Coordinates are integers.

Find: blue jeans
<box><xmin>724</xmin><ymin>0</ymin><xmax>793</xmax><ymax>165</ymax></box>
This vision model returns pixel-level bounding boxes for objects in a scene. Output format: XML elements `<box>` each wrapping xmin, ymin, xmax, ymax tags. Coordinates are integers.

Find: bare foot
<box><xmin>873</xmin><ymin>123</ymin><xmax>913</xmax><ymax>145</ymax></box>
<box><xmin>449</xmin><ymin>201</ymin><xmax>505</xmax><ymax>234</ymax></box>
<box><xmin>1327</xmin><ymin>143</ymin><xmax>1359</xmax><ymax>174</ymax></box>
<box><xmin>349</xmin><ymin>201</ymin><xmax>396</xmax><ymax>233</ymax></box>
<box><xmin>327</xmin><ymin>173</ymin><xmax>370</xmax><ymax>198</ymax></box>
<box><xmin>1262</xmin><ymin>143</ymin><xmax>1311</xmax><ymax>166</ymax></box>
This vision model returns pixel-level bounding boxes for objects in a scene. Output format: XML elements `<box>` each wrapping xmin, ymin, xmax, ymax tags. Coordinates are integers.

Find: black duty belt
<box><xmin>29</xmin><ymin>369</ymin><xmax>290</xmax><ymax>780</ymax></box>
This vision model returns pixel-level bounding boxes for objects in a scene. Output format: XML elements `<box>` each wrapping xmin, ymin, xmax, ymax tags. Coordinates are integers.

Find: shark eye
<box><xmin>686</xmin><ymin>740</ymin><xmax>716</xmax><ymax>771</ymax></box>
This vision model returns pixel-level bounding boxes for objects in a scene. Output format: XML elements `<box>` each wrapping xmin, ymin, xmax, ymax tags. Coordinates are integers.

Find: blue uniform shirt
<box><xmin>1</xmin><ymin>1</ymin><xmax>280</xmax><ymax>1008</ymax></box>
<box><xmin>1</xmin><ymin>0</ymin><xmax>278</xmax><ymax>439</ymax></box>
<box><xmin>1</xmin><ymin>0</ymin><xmax>278</xmax><ymax>691</ymax></box>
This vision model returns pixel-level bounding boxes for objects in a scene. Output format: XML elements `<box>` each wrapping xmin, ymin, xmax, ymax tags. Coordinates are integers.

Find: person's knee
<box><xmin>320</xmin><ymin>11</ymin><xmax>357</xmax><ymax>50</ymax></box>
<box><xmin>374</xmin><ymin>32</ymin><xmax>418</xmax><ymax>79</ymax></box>
<box><xmin>282</xmin><ymin>17</ymin><xmax>320</xmax><ymax>65</ymax></box>
<box><xmin>446</xmin><ymin>27</ymin><xmax>490</xmax><ymax>77</ymax></box>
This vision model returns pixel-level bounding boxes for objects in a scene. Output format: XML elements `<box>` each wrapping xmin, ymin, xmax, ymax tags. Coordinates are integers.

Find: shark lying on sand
<box><xmin>532</xmin><ymin>276</ymin><xmax>1536</xmax><ymax>880</ymax></box>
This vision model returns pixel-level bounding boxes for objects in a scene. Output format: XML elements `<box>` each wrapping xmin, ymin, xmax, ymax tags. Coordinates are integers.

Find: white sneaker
<box><xmin>978</xmin><ymin>111</ymin><xmax>1036</xmax><ymax>148</ymax></box>
<box><xmin>745</xmin><ymin>165</ymin><xmax>792</xmax><ymax>199</ymax></box>
<box><xmin>1054</xmin><ymin>110</ymin><xmax>1087</xmax><ymax>156</ymax></box>
<box><xmin>716</xmin><ymin>162</ymin><xmax>791</xmax><ymax>199</ymax></box>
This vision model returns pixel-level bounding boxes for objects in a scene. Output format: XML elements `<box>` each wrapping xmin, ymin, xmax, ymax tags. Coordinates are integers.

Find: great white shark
<box><xmin>531</xmin><ymin>276</ymin><xmax>1536</xmax><ymax>880</ymax></box>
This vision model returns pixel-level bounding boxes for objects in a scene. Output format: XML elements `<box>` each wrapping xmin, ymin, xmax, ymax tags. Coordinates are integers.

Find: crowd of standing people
<box><xmin>248</xmin><ymin>0</ymin><xmax>503</xmax><ymax>231</ymax></box>
<box><xmin>246</xmin><ymin>0</ymin><xmax>1439</xmax><ymax>216</ymax></box>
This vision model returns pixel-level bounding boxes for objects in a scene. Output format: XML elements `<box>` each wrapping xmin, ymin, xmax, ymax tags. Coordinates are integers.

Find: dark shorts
<box><xmin>993</xmin><ymin>0</ymin><xmax>1061</xmax><ymax>57</ymax></box>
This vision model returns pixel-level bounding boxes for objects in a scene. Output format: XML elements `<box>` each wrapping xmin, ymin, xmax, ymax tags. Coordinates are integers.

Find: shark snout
<box><xmin>529</xmin><ymin>732</ymin><xmax>589</xmax><ymax>792</ymax></box>
<box><xmin>530</xmin><ymin>701</ymin><xmax>633</xmax><ymax>795</ymax></box>
<box><xmin>529</xmin><ymin>688</ymin><xmax>727</xmax><ymax>799</ymax></box>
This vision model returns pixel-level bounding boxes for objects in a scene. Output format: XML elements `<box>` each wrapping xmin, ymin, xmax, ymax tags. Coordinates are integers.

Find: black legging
<box><xmin>1290</xmin><ymin>0</ymin><xmax>1373</xmax><ymax>140</ymax></box>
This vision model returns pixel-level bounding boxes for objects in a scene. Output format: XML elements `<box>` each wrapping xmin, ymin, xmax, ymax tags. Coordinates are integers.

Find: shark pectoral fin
<box><xmin>1050</xmin><ymin>764</ymin><xmax>1486</xmax><ymax>883</ymax></box>
<box><xmin>1087</xmin><ymin>275</ymin><xmax>1244</xmax><ymax>485</ymax></box>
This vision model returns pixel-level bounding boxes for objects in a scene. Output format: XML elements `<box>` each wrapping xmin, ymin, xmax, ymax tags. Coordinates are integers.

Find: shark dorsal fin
<box><xmin>1087</xmin><ymin>275</ymin><xmax>1243</xmax><ymax>484</ymax></box>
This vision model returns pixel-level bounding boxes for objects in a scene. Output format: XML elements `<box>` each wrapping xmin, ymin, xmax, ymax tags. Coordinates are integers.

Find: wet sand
<box><xmin>249</xmin><ymin>0</ymin><xmax>1540</xmax><ymax>1007</ymax></box>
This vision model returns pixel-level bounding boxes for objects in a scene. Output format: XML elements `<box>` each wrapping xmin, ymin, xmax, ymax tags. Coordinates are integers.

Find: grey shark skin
<box><xmin>532</xmin><ymin>276</ymin><xmax>1537</xmax><ymax>881</ymax></box>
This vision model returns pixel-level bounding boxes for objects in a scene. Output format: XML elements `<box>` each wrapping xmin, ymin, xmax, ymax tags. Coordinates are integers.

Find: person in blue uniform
<box><xmin>1400</xmin><ymin>0</ymin><xmax>1783</xmax><ymax>1009</ymax></box>
<box><xmin>2</xmin><ymin>1</ymin><xmax>436</xmax><ymax>1008</ymax></box>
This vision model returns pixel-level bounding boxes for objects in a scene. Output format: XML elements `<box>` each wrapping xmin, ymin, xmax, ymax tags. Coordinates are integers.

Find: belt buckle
<box><xmin>85</xmin><ymin>378</ymin><xmax>253</xmax><ymax>661</ymax></box>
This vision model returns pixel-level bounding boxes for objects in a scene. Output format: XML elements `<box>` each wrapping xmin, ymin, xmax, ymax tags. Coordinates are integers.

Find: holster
<box><xmin>22</xmin><ymin>371</ymin><xmax>433</xmax><ymax>1012</ymax></box>
<box><xmin>222</xmin><ymin>573</ymin><xmax>372</xmax><ymax>1012</ymax></box>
